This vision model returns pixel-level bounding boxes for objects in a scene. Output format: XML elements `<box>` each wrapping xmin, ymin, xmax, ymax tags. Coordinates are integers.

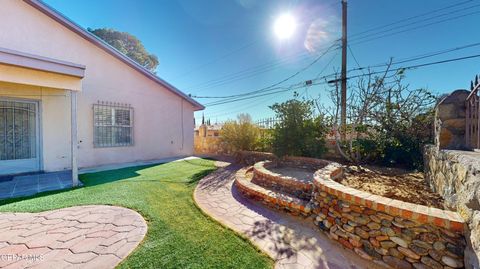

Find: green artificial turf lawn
<box><xmin>0</xmin><ymin>159</ymin><xmax>273</xmax><ymax>269</ymax></box>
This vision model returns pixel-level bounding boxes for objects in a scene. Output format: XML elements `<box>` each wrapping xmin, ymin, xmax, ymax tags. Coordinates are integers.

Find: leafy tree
<box><xmin>220</xmin><ymin>114</ymin><xmax>261</xmax><ymax>152</ymax></box>
<box><xmin>88</xmin><ymin>28</ymin><xmax>159</xmax><ymax>72</ymax></box>
<box><xmin>270</xmin><ymin>99</ymin><xmax>328</xmax><ymax>158</ymax></box>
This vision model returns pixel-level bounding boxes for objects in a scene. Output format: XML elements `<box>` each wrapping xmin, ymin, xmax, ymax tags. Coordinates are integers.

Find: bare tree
<box><xmin>320</xmin><ymin>60</ymin><xmax>436</xmax><ymax>166</ymax></box>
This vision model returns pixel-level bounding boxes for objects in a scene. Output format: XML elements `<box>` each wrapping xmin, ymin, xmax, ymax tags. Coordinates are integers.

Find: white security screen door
<box><xmin>0</xmin><ymin>99</ymin><xmax>40</xmax><ymax>175</ymax></box>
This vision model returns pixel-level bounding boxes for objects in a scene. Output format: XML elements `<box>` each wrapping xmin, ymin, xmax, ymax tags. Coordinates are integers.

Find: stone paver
<box><xmin>0</xmin><ymin>205</ymin><xmax>147</xmax><ymax>269</ymax></box>
<box><xmin>194</xmin><ymin>160</ymin><xmax>387</xmax><ymax>269</ymax></box>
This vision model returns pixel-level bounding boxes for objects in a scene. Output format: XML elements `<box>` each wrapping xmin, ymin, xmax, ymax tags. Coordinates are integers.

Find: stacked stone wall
<box><xmin>424</xmin><ymin>145</ymin><xmax>480</xmax><ymax>268</ymax></box>
<box><xmin>312</xmin><ymin>163</ymin><xmax>466</xmax><ymax>269</ymax></box>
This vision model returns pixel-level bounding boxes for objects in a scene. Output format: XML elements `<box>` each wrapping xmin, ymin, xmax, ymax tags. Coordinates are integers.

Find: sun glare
<box><xmin>274</xmin><ymin>13</ymin><xmax>297</xmax><ymax>40</ymax></box>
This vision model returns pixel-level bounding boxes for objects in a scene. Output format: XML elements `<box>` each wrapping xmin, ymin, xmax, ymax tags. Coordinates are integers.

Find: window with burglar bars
<box><xmin>93</xmin><ymin>101</ymin><xmax>133</xmax><ymax>147</ymax></box>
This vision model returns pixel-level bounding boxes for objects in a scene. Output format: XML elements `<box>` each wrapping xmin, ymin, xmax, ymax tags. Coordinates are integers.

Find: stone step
<box><xmin>252</xmin><ymin>161</ymin><xmax>314</xmax><ymax>200</ymax></box>
<box><xmin>235</xmin><ymin>167</ymin><xmax>313</xmax><ymax>216</ymax></box>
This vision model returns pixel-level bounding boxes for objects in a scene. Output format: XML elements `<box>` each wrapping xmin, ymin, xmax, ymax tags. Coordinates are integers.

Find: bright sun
<box><xmin>274</xmin><ymin>13</ymin><xmax>297</xmax><ymax>40</ymax></box>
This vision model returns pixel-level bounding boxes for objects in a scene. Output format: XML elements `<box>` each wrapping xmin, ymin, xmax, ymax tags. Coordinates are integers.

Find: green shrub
<box><xmin>220</xmin><ymin>114</ymin><xmax>261</xmax><ymax>152</ymax></box>
<box><xmin>269</xmin><ymin>99</ymin><xmax>328</xmax><ymax>158</ymax></box>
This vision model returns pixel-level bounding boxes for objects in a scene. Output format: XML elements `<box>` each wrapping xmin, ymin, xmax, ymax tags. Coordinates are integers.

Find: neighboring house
<box><xmin>0</xmin><ymin>0</ymin><xmax>204</xmax><ymax>184</ymax></box>
<box><xmin>194</xmin><ymin>124</ymin><xmax>223</xmax><ymax>155</ymax></box>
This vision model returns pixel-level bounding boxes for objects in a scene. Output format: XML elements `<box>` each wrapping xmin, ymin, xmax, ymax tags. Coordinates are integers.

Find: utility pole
<box><xmin>341</xmin><ymin>0</ymin><xmax>347</xmax><ymax>140</ymax></box>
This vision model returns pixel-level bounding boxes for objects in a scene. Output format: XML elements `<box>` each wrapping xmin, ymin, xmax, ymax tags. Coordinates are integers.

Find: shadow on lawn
<box><xmin>0</xmin><ymin>159</ymin><xmax>217</xmax><ymax>207</ymax></box>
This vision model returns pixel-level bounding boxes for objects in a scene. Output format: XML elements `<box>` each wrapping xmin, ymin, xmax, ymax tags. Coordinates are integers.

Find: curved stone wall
<box><xmin>235</xmin><ymin>167</ymin><xmax>312</xmax><ymax>216</ymax></box>
<box><xmin>313</xmin><ymin>163</ymin><xmax>466</xmax><ymax>269</ymax></box>
<box><xmin>252</xmin><ymin>161</ymin><xmax>314</xmax><ymax>200</ymax></box>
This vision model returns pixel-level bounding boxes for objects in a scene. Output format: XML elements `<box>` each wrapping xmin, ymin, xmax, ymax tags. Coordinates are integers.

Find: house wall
<box><xmin>0</xmin><ymin>82</ymin><xmax>72</xmax><ymax>172</ymax></box>
<box><xmin>0</xmin><ymin>1</ymin><xmax>196</xmax><ymax>170</ymax></box>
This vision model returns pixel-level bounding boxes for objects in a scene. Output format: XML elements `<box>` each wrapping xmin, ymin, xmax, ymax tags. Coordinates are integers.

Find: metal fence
<box><xmin>255</xmin><ymin>117</ymin><xmax>281</xmax><ymax>129</ymax></box>
<box><xmin>466</xmin><ymin>76</ymin><xmax>480</xmax><ymax>149</ymax></box>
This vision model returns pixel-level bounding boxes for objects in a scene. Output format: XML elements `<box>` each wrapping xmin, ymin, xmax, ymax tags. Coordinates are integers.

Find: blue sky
<box><xmin>44</xmin><ymin>0</ymin><xmax>480</xmax><ymax>123</ymax></box>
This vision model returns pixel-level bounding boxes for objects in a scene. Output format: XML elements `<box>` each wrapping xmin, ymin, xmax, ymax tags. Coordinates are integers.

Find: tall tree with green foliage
<box><xmin>88</xmin><ymin>28</ymin><xmax>159</xmax><ymax>72</ymax></box>
<box><xmin>270</xmin><ymin>99</ymin><xmax>328</xmax><ymax>158</ymax></box>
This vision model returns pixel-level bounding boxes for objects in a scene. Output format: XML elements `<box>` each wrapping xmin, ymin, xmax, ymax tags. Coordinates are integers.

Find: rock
<box><xmin>376</xmin><ymin>235</ymin><xmax>389</xmax><ymax>241</ymax></box>
<box><xmin>342</xmin><ymin>213</ymin><xmax>355</xmax><ymax>222</ymax></box>
<box><xmin>335</xmin><ymin>229</ymin><xmax>348</xmax><ymax>238</ymax></box>
<box><xmin>383</xmin><ymin>255</ymin><xmax>413</xmax><ymax>269</ymax></box>
<box><xmin>412</xmin><ymin>263</ymin><xmax>430</xmax><ymax>269</ymax></box>
<box><xmin>347</xmin><ymin>220</ymin><xmax>358</xmax><ymax>227</ymax></box>
<box><xmin>316</xmin><ymin>214</ymin><xmax>326</xmax><ymax>221</ymax></box>
<box><xmin>381</xmin><ymin>240</ymin><xmax>397</xmax><ymax>249</ymax></box>
<box><xmin>412</xmin><ymin>240</ymin><xmax>433</xmax><ymax>250</ymax></box>
<box><xmin>369</xmin><ymin>237</ymin><xmax>380</xmax><ymax>248</ymax></box>
<box><xmin>362</xmin><ymin>240</ymin><xmax>383</xmax><ymax>260</ymax></box>
<box><xmin>433</xmin><ymin>241</ymin><xmax>445</xmax><ymax>251</ymax></box>
<box><xmin>364</xmin><ymin>208</ymin><xmax>376</xmax><ymax>215</ymax></box>
<box><xmin>355</xmin><ymin>227</ymin><xmax>369</xmax><ymax>239</ymax></box>
<box><xmin>417</xmin><ymin>233</ymin><xmax>437</xmax><ymax>244</ymax></box>
<box><xmin>375</xmin><ymin>247</ymin><xmax>389</xmax><ymax>256</ymax></box>
<box><xmin>392</xmin><ymin>221</ymin><xmax>405</xmax><ymax>228</ymax></box>
<box><xmin>397</xmin><ymin>246</ymin><xmax>421</xmax><ymax>260</ymax></box>
<box><xmin>401</xmin><ymin>229</ymin><xmax>415</xmax><ymax>240</ymax></box>
<box><xmin>338</xmin><ymin>237</ymin><xmax>353</xmax><ymax>250</ymax></box>
<box><xmin>378</xmin><ymin>213</ymin><xmax>394</xmax><ymax>221</ymax></box>
<box><xmin>410</xmin><ymin>244</ymin><xmax>429</xmax><ymax>256</ymax></box>
<box><xmin>354</xmin><ymin>216</ymin><xmax>369</xmax><ymax>225</ymax></box>
<box><xmin>342</xmin><ymin>207</ymin><xmax>351</xmax><ymax>213</ymax></box>
<box><xmin>329</xmin><ymin>231</ymin><xmax>339</xmax><ymax>240</ymax></box>
<box><xmin>323</xmin><ymin>219</ymin><xmax>332</xmax><ymax>229</ymax></box>
<box><xmin>381</xmin><ymin>219</ymin><xmax>392</xmax><ymax>227</ymax></box>
<box><xmin>343</xmin><ymin>224</ymin><xmax>354</xmax><ymax>232</ymax></box>
<box><xmin>420</xmin><ymin>256</ymin><xmax>443</xmax><ymax>269</ymax></box>
<box><xmin>402</xmin><ymin>220</ymin><xmax>416</xmax><ymax>228</ymax></box>
<box><xmin>410</xmin><ymin>227</ymin><xmax>429</xmax><ymax>233</ymax></box>
<box><xmin>351</xmin><ymin>205</ymin><xmax>363</xmax><ymax>213</ymax></box>
<box><xmin>381</xmin><ymin>227</ymin><xmax>396</xmax><ymax>237</ymax></box>
<box><xmin>354</xmin><ymin>247</ymin><xmax>373</xmax><ymax>260</ymax></box>
<box><xmin>349</xmin><ymin>237</ymin><xmax>362</xmax><ymax>248</ymax></box>
<box><xmin>441</xmin><ymin>256</ymin><xmax>463</xmax><ymax>268</ymax></box>
<box><xmin>391</xmin><ymin>236</ymin><xmax>409</xmax><ymax>248</ymax></box>
<box><xmin>330</xmin><ymin>225</ymin><xmax>338</xmax><ymax>233</ymax></box>
<box><xmin>367</xmin><ymin>222</ymin><xmax>381</xmax><ymax>230</ymax></box>
<box><xmin>370</xmin><ymin>215</ymin><xmax>381</xmax><ymax>223</ymax></box>
<box><xmin>369</xmin><ymin>230</ymin><xmax>382</xmax><ymax>237</ymax></box>
<box><xmin>445</xmin><ymin>243</ymin><xmax>463</xmax><ymax>258</ymax></box>
<box><xmin>389</xmin><ymin>247</ymin><xmax>405</xmax><ymax>259</ymax></box>
<box><xmin>428</xmin><ymin>249</ymin><xmax>442</xmax><ymax>262</ymax></box>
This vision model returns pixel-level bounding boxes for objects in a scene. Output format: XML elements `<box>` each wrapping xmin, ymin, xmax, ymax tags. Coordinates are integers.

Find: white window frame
<box><xmin>93</xmin><ymin>102</ymin><xmax>134</xmax><ymax>148</ymax></box>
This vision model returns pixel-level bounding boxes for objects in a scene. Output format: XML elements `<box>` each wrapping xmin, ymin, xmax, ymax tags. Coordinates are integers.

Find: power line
<box><xmin>350</xmin><ymin>0</ymin><xmax>474</xmax><ymax>38</ymax></box>
<box><xmin>350</xmin><ymin>9</ymin><xmax>480</xmax><ymax>46</ymax></box>
<box><xmin>327</xmin><ymin>53</ymin><xmax>480</xmax><ymax>84</ymax></box>
<box><xmin>348</xmin><ymin>41</ymin><xmax>480</xmax><ymax>73</ymax></box>
<box><xmin>193</xmin><ymin>42</ymin><xmax>339</xmax><ymax>100</ymax></box>
<box><xmin>188</xmin><ymin>42</ymin><xmax>339</xmax><ymax>91</ymax></box>
<box><xmin>201</xmin><ymin>41</ymin><xmax>480</xmax><ymax>103</ymax></box>
<box><xmin>206</xmin><ymin>53</ymin><xmax>480</xmax><ymax>107</ymax></box>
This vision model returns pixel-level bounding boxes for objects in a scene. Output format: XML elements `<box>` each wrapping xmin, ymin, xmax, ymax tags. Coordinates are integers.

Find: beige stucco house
<box><xmin>0</xmin><ymin>0</ymin><xmax>204</xmax><ymax>185</ymax></box>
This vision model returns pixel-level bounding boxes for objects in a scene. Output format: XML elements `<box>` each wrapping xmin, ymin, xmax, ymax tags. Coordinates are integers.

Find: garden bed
<box><xmin>336</xmin><ymin>165</ymin><xmax>445</xmax><ymax>209</ymax></box>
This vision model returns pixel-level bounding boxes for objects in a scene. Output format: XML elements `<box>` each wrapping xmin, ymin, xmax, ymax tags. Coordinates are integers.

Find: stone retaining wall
<box><xmin>312</xmin><ymin>163</ymin><xmax>466</xmax><ymax>269</ymax></box>
<box><xmin>235</xmin><ymin>167</ymin><xmax>312</xmax><ymax>216</ymax></box>
<box><xmin>235</xmin><ymin>151</ymin><xmax>278</xmax><ymax>165</ymax></box>
<box><xmin>424</xmin><ymin>145</ymin><xmax>480</xmax><ymax>268</ymax></box>
<box><xmin>252</xmin><ymin>161</ymin><xmax>317</xmax><ymax>200</ymax></box>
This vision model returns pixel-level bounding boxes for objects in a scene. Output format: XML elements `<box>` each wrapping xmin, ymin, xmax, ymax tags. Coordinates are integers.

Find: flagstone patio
<box><xmin>0</xmin><ymin>205</ymin><xmax>147</xmax><ymax>269</ymax></box>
